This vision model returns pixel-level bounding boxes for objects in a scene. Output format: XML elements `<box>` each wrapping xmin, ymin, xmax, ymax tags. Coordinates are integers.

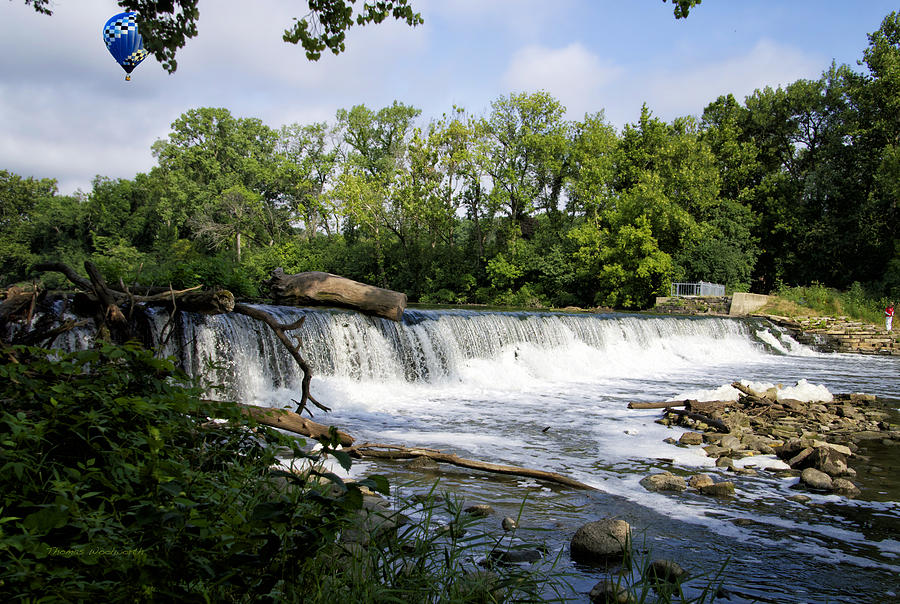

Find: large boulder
<box><xmin>571</xmin><ymin>518</ymin><xmax>631</xmax><ymax>562</ymax></box>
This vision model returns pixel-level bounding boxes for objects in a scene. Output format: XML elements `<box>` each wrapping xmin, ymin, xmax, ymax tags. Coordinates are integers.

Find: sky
<box><xmin>1</xmin><ymin>0</ymin><xmax>897</xmax><ymax>196</ymax></box>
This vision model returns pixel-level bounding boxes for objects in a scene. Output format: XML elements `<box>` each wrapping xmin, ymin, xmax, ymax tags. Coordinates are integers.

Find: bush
<box><xmin>0</xmin><ymin>343</ymin><xmax>378</xmax><ymax>602</ymax></box>
<box><xmin>0</xmin><ymin>343</ymin><xmax>573</xmax><ymax>602</ymax></box>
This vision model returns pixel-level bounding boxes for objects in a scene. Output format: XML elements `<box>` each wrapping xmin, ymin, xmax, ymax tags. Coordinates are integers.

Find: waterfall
<box><xmin>143</xmin><ymin>306</ymin><xmax>802</xmax><ymax>402</ymax></box>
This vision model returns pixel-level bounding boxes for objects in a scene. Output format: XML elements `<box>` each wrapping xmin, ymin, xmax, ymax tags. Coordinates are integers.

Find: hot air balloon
<box><xmin>102</xmin><ymin>12</ymin><xmax>149</xmax><ymax>81</ymax></box>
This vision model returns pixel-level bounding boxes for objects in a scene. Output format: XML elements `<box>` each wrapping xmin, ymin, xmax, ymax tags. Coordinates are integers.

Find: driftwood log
<box><xmin>628</xmin><ymin>400</ymin><xmax>692</xmax><ymax>409</ymax></box>
<box><xmin>346</xmin><ymin>443</ymin><xmax>597</xmax><ymax>491</ymax></box>
<box><xmin>265</xmin><ymin>269</ymin><xmax>407</xmax><ymax>322</ymax></box>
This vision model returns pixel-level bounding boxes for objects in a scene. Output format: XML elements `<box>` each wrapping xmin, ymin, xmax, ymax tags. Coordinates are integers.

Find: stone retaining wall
<box><xmin>764</xmin><ymin>315</ymin><xmax>899</xmax><ymax>356</ymax></box>
<box><xmin>653</xmin><ymin>296</ymin><xmax>731</xmax><ymax>315</ymax></box>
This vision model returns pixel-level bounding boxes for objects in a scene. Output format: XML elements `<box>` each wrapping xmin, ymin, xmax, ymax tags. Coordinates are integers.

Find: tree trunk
<box><xmin>265</xmin><ymin>269</ymin><xmax>407</xmax><ymax>322</ymax></box>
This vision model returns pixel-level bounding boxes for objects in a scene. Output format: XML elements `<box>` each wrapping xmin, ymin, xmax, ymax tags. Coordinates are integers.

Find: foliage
<box><xmin>0</xmin><ymin>343</ymin><xmax>383</xmax><ymax>601</ymax></box>
<box><xmin>0</xmin><ymin>343</ymin><xmax>574</xmax><ymax>601</ymax></box>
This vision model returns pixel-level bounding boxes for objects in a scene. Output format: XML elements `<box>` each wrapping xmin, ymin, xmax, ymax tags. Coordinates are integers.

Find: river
<box><xmin>146</xmin><ymin>307</ymin><xmax>900</xmax><ymax>603</ymax></box>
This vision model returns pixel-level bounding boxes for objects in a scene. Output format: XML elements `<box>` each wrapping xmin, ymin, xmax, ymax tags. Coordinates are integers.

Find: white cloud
<box><xmin>501</xmin><ymin>43</ymin><xmax>623</xmax><ymax>119</ymax></box>
<box><xmin>622</xmin><ymin>39</ymin><xmax>824</xmax><ymax>126</ymax></box>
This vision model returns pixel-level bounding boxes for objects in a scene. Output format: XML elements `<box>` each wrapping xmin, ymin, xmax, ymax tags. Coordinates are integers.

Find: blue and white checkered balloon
<box><xmin>102</xmin><ymin>12</ymin><xmax>149</xmax><ymax>80</ymax></box>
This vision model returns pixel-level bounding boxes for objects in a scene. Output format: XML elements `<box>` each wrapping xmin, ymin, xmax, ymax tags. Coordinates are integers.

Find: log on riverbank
<box><xmin>236</xmin><ymin>403</ymin><xmax>354</xmax><ymax>446</ymax></box>
<box><xmin>345</xmin><ymin>443</ymin><xmax>597</xmax><ymax>491</ymax></box>
<box><xmin>265</xmin><ymin>269</ymin><xmax>407</xmax><ymax>322</ymax></box>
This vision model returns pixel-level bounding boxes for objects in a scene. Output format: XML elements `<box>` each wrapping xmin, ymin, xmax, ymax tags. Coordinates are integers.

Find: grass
<box><xmin>758</xmin><ymin>282</ymin><xmax>893</xmax><ymax>328</ymax></box>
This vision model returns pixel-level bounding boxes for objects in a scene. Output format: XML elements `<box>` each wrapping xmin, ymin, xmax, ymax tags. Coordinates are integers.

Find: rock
<box><xmin>489</xmin><ymin>547</ymin><xmax>543</xmax><ymax>564</ymax></box>
<box><xmin>700</xmin><ymin>482</ymin><xmax>735</xmax><ymax>497</ymax></box>
<box><xmin>800</xmin><ymin>467</ymin><xmax>833</xmax><ymax>490</ymax></box>
<box><xmin>464</xmin><ymin>504</ymin><xmax>494</xmax><ymax>517</ymax></box>
<box><xmin>405</xmin><ymin>457</ymin><xmax>440</xmax><ymax>471</ymax></box>
<box><xmin>679</xmin><ymin>431</ymin><xmax>704</xmax><ymax>445</ymax></box>
<box><xmin>639</xmin><ymin>472</ymin><xmax>686</xmax><ymax>492</ymax></box>
<box><xmin>688</xmin><ymin>474</ymin><xmax>714</xmax><ymax>489</ymax></box>
<box><xmin>571</xmin><ymin>518</ymin><xmax>631</xmax><ymax>561</ymax></box>
<box><xmin>787</xmin><ymin>494</ymin><xmax>811</xmax><ymax>504</ymax></box>
<box><xmin>720</xmin><ymin>434</ymin><xmax>742</xmax><ymax>451</ymax></box>
<box><xmin>715</xmin><ymin>457</ymin><xmax>735</xmax><ymax>469</ymax></box>
<box><xmin>832</xmin><ymin>478</ymin><xmax>860</xmax><ymax>497</ymax></box>
<box><xmin>787</xmin><ymin>447</ymin><xmax>815</xmax><ymax>468</ymax></box>
<box><xmin>703</xmin><ymin>444</ymin><xmax>729</xmax><ymax>458</ymax></box>
<box><xmin>589</xmin><ymin>578</ymin><xmax>635</xmax><ymax>604</ymax></box>
<box><xmin>501</xmin><ymin>516</ymin><xmax>518</xmax><ymax>531</ymax></box>
<box><xmin>647</xmin><ymin>559</ymin><xmax>686</xmax><ymax>583</ymax></box>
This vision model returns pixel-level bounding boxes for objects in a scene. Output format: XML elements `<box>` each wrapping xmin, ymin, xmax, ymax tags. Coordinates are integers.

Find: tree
<box><xmin>276</xmin><ymin>122</ymin><xmax>341</xmax><ymax>239</ymax></box>
<box><xmin>0</xmin><ymin>170</ymin><xmax>58</xmax><ymax>283</ymax></box>
<box><xmin>189</xmin><ymin>185</ymin><xmax>265</xmax><ymax>263</ymax></box>
<box><xmin>479</xmin><ymin>91</ymin><xmax>571</xmax><ymax>235</ymax></box>
<box><xmin>150</xmin><ymin>107</ymin><xmax>281</xmax><ymax>243</ymax></box>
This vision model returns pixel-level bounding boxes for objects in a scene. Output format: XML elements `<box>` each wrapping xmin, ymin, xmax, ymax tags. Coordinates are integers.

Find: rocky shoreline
<box><xmin>641</xmin><ymin>382</ymin><xmax>900</xmax><ymax>498</ymax></box>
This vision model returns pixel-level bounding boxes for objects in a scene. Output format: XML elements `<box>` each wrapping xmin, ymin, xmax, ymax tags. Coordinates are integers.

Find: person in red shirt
<box><xmin>886</xmin><ymin>303</ymin><xmax>894</xmax><ymax>332</ymax></box>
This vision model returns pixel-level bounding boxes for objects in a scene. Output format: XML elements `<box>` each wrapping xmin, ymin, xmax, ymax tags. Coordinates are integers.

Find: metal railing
<box><xmin>670</xmin><ymin>281</ymin><xmax>725</xmax><ymax>297</ymax></box>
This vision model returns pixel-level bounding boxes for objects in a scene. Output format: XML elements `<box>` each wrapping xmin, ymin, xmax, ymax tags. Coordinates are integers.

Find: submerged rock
<box><xmin>647</xmin><ymin>559</ymin><xmax>687</xmax><ymax>583</ymax></box>
<box><xmin>832</xmin><ymin>478</ymin><xmax>861</xmax><ymax>497</ymax></box>
<box><xmin>464</xmin><ymin>504</ymin><xmax>494</xmax><ymax>517</ymax></box>
<box><xmin>589</xmin><ymin>578</ymin><xmax>635</xmax><ymax>604</ymax></box>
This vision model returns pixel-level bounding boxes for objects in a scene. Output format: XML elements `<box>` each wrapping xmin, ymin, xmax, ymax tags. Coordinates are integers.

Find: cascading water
<box><xmin>140</xmin><ymin>306</ymin><xmax>899</xmax><ymax>603</ymax></box>
<box><xmin>148</xmin><ymin>306</ymin><xmax>795</xmax><ymax>400</ymax></box>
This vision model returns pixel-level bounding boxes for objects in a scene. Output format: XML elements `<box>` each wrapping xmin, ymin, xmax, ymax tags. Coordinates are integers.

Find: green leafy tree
<box><xmin>276</xmin><ymin>122</ymin><xmax>341</xmax><ymax>239</ymax></box>
<box><xmin>0</xmin><ymin>170</ymin><xmax>57</xmax><ymax>283</ymax></box>
<box><xmin>479</xmin><ymin>92</ymin><xmax>571</xmax><ymax>234</ymax></box>
<box><xmin>151</xmin><ymin>107</ymin><xmax>282</xmax><ymax>245</ymax></box>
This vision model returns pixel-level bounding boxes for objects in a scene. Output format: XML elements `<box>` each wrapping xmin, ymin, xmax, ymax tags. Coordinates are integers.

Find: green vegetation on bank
<box><xmin>764</xmin><ymin>282</ymin><xmax>895</xmax><ymax>327</ymax></box>
<box><xmin>0</xmin><ymin>343</ymin><xmax>574</xmax><ymax>602</ymax></box>
<box><xmin>3</xmin><ymin>13</ymin><xmax>899</xmax><ymax>309</ymax></box>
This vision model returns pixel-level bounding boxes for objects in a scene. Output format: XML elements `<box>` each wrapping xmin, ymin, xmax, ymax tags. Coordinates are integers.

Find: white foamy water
<box><xmin>151</xmin><ymin>307</ymin><xmax>900</xmax><ymax>603</ymax></box>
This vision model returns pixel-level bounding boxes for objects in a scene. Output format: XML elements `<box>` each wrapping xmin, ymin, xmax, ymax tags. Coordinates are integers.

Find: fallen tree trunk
<box><xmin>265</xmin><ymin>269</ymin><xmax>407</xmax><ymax>322</ymax></box>
<box><xmin>237</xmin><ymin>403</ymin><xmax>354</xmax><ymax>446</ymax></box>
<box><xmin>345</xmin><ymin>443</ymin><xmax>597</xmax><ymax>491</ymax></box>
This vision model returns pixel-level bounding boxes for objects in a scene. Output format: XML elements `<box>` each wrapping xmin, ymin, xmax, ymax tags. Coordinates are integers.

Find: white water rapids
<box><xmin>144</xmin><ymin>306</ymin><xmax>899</xmax><ymax>603</ymax></box>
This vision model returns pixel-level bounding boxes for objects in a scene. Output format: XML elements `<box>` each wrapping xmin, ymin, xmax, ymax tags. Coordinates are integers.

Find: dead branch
<box><xmin>665</xmin><ymin>408</ymin><xmax>730</xmax><ymax>433</ymax></box>
<box><xmin>13</xmin><ymin>319</ymin><xmax>90</xmax><ymax>347</ymax></box>
<box><xmin>345</xmin><ymin>442</ymin><xmax>597</xmax><ymax>491</ymax></box>
<box><xmin>231</xmin><ymin>303</ymin><xmax>328</xmax><ymax>416</ymax></box>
